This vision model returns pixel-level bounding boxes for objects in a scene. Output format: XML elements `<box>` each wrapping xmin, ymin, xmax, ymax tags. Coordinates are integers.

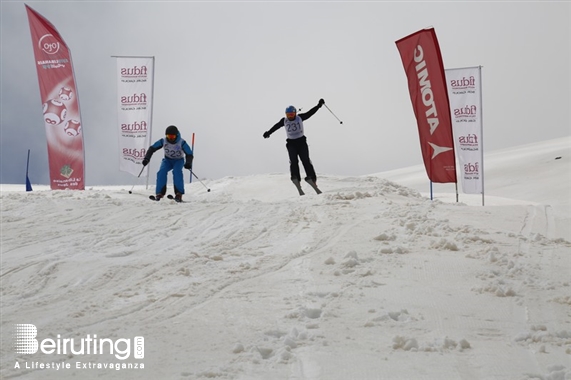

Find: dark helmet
<box><xmin>165</xmin><ymin>125</ymin><xmax>178</xmax><ymax>135</ymax></box>
<box><xmin>165</xmin><ymin>125</ymin><xmax>178</xmax><ymax>143</ymax></box>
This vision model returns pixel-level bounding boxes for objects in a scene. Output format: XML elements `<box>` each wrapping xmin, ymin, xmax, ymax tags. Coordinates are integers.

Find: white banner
<box><xmin>115</xmin><ymin>56</ymin><xmax>154</xmax><ymax>177</ymax></box>
<box><xmin>446</xmin><ymin>66</ymin><xmax>484</xmax><ymax>195</ymax></box>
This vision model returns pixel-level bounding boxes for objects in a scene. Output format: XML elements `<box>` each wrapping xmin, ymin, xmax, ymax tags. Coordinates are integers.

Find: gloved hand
<box><xmin>318</xmin><ymin>99</ymin><xmax>325</xmax><ymax>107</ymax></box>
<box><xmin>263</xmin><ymin>131</ymin><xmax>271</xmax><ymax>139</ymax></box>
<box><xmin>142</xmin><ymin>158</ymin><xmax>149</xmax><ymax>166</ymax></box>
<box><xmin>184</xmin><ymin>155</ymin><xmax>194</xmax><ymax>169</ymax></box>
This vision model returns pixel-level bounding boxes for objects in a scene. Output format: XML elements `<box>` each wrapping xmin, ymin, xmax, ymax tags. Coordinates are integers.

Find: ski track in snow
<box><xmin>1</xmin><ymin>173</ymin><xmax>570</xmax><ymax>380</ymax></box>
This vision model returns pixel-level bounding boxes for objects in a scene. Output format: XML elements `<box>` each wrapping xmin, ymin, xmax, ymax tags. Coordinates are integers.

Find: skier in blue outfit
<box><xmin>142</xmin><ymin>125</ymin><xmax>193</xmax><ymax>202</ymax></box>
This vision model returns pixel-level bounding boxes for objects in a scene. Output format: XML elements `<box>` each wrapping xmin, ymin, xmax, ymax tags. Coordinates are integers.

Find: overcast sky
<box><xmin>1</xmin><ymin>1</ymin><xmax>569</xmax><ymax>186</ymax></box>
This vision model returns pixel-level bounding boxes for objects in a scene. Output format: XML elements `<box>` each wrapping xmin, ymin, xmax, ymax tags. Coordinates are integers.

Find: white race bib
<box><xmin>284</xmin><ymin>116</ymin><xmax>304</xmax><ymax>140</ymax></box>
<box><xmin>163</xmin><ymin>140</ymin><xmax>184</xmax><ymax>159</ymax></box>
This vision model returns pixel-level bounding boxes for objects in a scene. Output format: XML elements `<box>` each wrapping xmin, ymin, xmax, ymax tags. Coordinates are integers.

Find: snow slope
<box><xmin>1</xmin><ymin>137</ymin><xmax>570</xmax><ymax>380</ymax></box>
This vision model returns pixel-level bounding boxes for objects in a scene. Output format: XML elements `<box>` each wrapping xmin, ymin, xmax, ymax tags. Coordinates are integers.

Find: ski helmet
<box><xmin>165</xmin><ymin>125</ymin><xmax>178</xmax><ymax>135</ymax></box>
<box><xmin>165</xmin><ymin>125</ymin><xmax>178</xmax><ymax>142</ymax></box>
<box><xmin>285</xmin><ymin>105</ymin><xmax>296</xmax><ymax>114</ymax></box>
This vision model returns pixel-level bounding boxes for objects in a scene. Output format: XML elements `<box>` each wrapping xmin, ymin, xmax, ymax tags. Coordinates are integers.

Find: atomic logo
<box><xmin>39</xmin><ymin>34</ymin><xmax>60</xmax><ymax>55</ymax></box>
<box><xmin>14</xmin><ymin>324</ymin><xmax>39</xmax><ymax>354</ymax></box>
<box><xmin>428</xmin><ymin>142</ymin><xmax>453</xmax><ymax>160</ymax></box>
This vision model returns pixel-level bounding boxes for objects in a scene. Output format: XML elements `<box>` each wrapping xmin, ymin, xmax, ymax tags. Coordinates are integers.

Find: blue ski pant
<box><xmin>156</xmin><ymin>157</ymin><xmax>185</xmax><ymax>195</ymax></box>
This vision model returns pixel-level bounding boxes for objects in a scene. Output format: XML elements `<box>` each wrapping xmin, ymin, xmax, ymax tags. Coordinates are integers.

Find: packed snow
<box><xmin>1</xmin><ymin>137</ymin><xmax>570</xmax><ymax>380</ymax></box>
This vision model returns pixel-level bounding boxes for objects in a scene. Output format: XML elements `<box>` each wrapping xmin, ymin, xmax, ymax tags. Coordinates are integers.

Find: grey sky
<box><xmin>1</xmin><ymin>1</ymin><xmax>569</xmax><ymax>186</ymax></box>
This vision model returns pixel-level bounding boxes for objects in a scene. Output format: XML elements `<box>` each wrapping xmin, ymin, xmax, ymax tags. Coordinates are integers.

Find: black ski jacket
<box><xmin>266</xmin><ymin>103</ymin><xmax>321</xmax><ymax>138</ymax></box>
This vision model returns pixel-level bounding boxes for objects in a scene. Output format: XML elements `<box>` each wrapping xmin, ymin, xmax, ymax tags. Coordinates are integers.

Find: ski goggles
<box><xmin>286</xmin><ymin>112</ymin><xmax>296</xmax><ymax>119</ymax></box>
<box><xmin>166</xmin><ymin>134</ymin><xmax>176</xmax><ymax>140</ymax></box>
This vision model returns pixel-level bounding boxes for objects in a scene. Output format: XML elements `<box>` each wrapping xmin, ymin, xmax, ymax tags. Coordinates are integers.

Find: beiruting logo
<box><xmin>13</xmin><ymin>324</ymin><xmax>144</xmax><ymax>371</ymax></box>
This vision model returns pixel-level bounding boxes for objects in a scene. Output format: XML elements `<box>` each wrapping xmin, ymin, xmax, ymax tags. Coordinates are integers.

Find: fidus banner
<box><xmin>26</xmin><ymin>5</ymin><xmax>85</xmax><ymax>190</ymax></box>
<box><xmin>395</xmin><ymin>28</ymin><xmax>457</xmax><ymax>184</ymax></box>
<box><xmin>446</xmin><ymin>67</ymin><xmax>484</xmax><ymax>195</ymax></box>
<box><xmin>115</xmin><ymin>56</ymin><xmax>155</xmax><ymax>177</ymax></box>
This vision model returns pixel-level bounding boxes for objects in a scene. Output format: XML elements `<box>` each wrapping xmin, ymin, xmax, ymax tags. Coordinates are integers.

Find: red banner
<box><xmin>396</xmin><ymin>28</ymin><xmax>456</xmax><ymax>183</ymax></box>
<box><xmin>26</xmin><ymin>5</ymin><xmax>85</xmax><ymax>190</ymax></box>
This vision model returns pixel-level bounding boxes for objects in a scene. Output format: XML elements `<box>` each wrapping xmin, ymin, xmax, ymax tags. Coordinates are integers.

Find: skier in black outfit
<box><xmin>263</xmin><ymin>99</ymin><xmax>325</xmax><ymax>187</ymax></box>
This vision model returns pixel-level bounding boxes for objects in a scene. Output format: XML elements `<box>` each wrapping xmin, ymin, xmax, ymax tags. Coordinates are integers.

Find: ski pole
<box><xmin>324</xmin><ymin>104</ymin><xmax>343</xmax><ymax>124</ymax></box>
<box><xmin>128</xmin><ymin>166</ymin><xmax>146</xmax><ymax>194</ymax></box>
<box><xmin>188</xmin><ymin>169</ymin><xmax>211</xmax><ymax>192</ymax></box>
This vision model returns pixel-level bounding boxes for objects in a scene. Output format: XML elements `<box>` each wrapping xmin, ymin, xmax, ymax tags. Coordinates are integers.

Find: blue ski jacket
<box><xmin>144</xmin><ymin>131</ymin><xmax>193</xmax><ymax>163</ymax></box>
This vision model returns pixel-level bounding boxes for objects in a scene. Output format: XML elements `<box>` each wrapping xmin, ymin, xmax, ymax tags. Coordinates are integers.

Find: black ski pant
<box><xmin>286</xmin><ymin>136</ymin><xmax>316</xmax><ymax>183</ymax></box>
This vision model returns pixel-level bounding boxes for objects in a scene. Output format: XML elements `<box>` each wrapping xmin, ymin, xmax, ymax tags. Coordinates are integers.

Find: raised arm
<box><xmin>299</xmin><ymin>99</ymin><xmax>325</xmax><ymax>121</ymax></box>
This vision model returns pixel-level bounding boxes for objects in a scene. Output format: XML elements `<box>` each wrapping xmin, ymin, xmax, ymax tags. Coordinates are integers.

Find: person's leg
<box><xmin>172</xmin><ymin>159</ymin><xmax>185</xmax><ymax>196</ymax></box>
<box><xmin>156</xmin><ymin>158</ymin><xmax>173</xmax><ymax>196</ymax></box>
<box><xmin>286</xmin><ymin>141</ymin><xmax>301</xmax><ymax>181</ymax></box>
<box><xmin>298</xmin><ymin>139</ymin><xmax>317</xmax><ymax>183</ymax></box>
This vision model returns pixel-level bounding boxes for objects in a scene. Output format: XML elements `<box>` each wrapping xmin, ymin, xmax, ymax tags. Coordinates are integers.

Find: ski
<box><xmin>291</xmin><ymin>179</ymin><xmax>305</xmax><ymax>196</ymax></box>
<box><xmin>150</xmin><ymin>194</ymin><xmax>184</xmax><ymax>202</ymax></box>
<box><xmin>304</xmin><ymin>178</ymin><xmax>322</xmax><ymax>194</ymax></box>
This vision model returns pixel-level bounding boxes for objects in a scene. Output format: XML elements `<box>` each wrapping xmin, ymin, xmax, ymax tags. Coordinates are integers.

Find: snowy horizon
<box><xmin>1</xmin><ymin>136</ymin><xmax>570</xmax><ymax>379</ymax></box>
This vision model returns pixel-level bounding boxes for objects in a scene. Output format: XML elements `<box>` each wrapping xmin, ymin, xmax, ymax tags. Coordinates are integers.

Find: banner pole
<box><xmin>147</xmin><ymin>56</ymin><xmax>155</xmax><ymax>190</ymax></box>
<box><xmin>430</xmin><ymin>181</ymin><xmax>433</xmax><ymax>200</ymax></box>
<box><xmin>69</xmin><ymin>49</ymin><xmax>85</xmax><ymax>189</ymax></box>
<box><xmin>479</xmin><ymin>66</ymin><xmax>485</xmax><ymax>206</ymax></box>
<box><xmin>190</xmin><ymin>132</ymin><xmax>195</xmax><ymax>183</ymax></box>
<box><xmin>26</xmin><ymin>149</ymin><xmax>33</xmax><ymax>192</ymax></box>
<box><xmin>26</xmin><ymin>149</ymin><xmax>30</xmax><ymax>176</ymax></box>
